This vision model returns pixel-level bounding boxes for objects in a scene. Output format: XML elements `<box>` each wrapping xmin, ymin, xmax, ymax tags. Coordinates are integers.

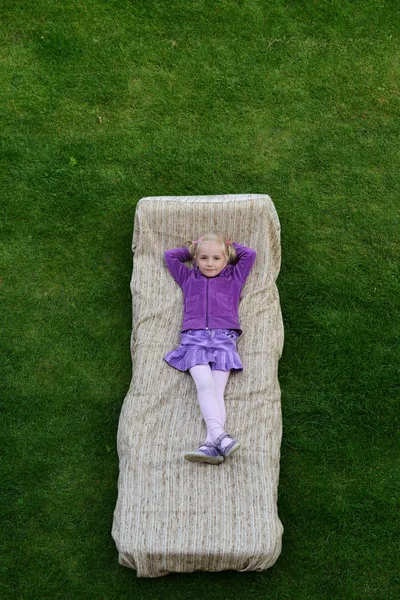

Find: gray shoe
<box><xmin>214</xmin><ymin>433</ymin><xmax>241</xmax><ymax>458</ymax></box>
<box><xmin>184</xmin><ymin>442</ymin><xmax>224</xmax><ymax>464</ymax></box>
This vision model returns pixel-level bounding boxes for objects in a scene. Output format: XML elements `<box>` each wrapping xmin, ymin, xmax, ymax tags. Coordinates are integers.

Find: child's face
<box><xmin>194</xmin><ymin>241</ymin><xmax>229</xmax><ymax>278</ymax></box>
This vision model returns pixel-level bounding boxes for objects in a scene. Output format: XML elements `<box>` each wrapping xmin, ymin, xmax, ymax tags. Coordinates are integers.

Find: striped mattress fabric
<box><xmin>112</xmin><ymin>194</ymin><xmax>284</xmax><ymax>577</ymax></box>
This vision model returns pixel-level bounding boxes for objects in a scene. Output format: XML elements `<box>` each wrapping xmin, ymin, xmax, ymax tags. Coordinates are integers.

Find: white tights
<box><xmin>189</xmin><ymin>364</ymin><xmax>230</xmax><ymax>445</ymax></box>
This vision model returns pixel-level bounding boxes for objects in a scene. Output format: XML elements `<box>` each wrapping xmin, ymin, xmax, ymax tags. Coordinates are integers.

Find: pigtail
<box><xmin>226</xmin><ymin>242</ymin><xmax>237</xmax><ymax>264</ymax></box>
<box><xmin>184</xmin><ymin>240</ymin><xmax>196</xmax><ymax>260</ymax></box>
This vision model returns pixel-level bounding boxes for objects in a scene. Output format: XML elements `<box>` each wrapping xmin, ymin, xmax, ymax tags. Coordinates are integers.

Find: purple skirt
<box><xmin>163</xmin><ymin>328</ymin><xmax>243</xmax><ymax>372</ymax></box>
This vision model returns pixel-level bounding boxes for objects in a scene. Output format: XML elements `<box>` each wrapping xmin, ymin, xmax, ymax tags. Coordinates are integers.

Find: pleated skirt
<box><xmin>163</xmin><ymin>328</ymin><xmax>243</xmax><ymax>372</ymax></box>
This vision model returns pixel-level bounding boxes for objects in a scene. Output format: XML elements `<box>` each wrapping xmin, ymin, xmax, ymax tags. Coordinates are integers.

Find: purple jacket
<box><xmin>164</xmin><ymin>242</ymin><xmax>257</xmax><ymax>335</ymax></box>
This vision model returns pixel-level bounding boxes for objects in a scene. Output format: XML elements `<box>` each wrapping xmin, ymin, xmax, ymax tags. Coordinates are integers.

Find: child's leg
<box><xmin>211</xmin><ymin>369</ymin><xmax>230</xmax><ymax>430</ymax></box>
<box><xmin>189</xmin><ymin>364</ymin><xmax>225</xmax><ymax>443</ymax></box>
<box><xmin>211</xmin><ymin>368</ymin><xmax>239</xmax><ymax>452</ymax></box>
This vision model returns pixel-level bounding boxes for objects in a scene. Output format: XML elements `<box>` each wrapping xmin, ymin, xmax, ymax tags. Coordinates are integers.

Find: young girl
<box><xmin>163</xmin><ymin>233</ymin><xmax>257</xmax><ymax>465</ymax></box>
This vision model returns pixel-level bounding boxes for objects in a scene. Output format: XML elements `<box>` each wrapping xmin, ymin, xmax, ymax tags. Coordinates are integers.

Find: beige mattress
<box><xmin>112</xmin><ymin>194</ymin><xmax>284</xmax><ymax>577</ymax></box>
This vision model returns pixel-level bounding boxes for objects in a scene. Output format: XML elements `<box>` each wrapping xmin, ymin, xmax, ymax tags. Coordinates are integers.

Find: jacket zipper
<box><xmin>206</xmin><ymin>278</ymin><xmax>209</xmax><ymax>329</ymax></box>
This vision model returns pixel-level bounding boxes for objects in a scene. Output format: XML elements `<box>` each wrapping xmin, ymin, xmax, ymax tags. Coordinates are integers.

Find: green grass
<box><xmin>1</xmin><ymin>0</ymin><xmax>399</xmax><ymax>598</ymax></box>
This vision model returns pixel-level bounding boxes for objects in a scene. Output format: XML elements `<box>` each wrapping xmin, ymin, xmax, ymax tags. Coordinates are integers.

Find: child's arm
<box><xmin>164</xmin><ymin>247</ymin><xmax>192</xmax><ymax>287</ymax></box>
<box><xmin>232</xmin><ymin>242</ymin><xmax>257</xmax><ymax>283</ymax></box>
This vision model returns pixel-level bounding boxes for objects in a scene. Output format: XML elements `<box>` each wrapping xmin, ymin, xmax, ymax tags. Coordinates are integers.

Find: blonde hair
<box><xmin>185</xmin><ymin>233</ymin><xmax>237</xmax><ymax>264</ymax></box>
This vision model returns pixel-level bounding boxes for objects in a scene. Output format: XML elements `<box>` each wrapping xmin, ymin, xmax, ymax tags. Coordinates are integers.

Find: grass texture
<box><xmin>1</xmin><ymin>1</ymin><xmax>399</xmax><ymax>599</ymax></box>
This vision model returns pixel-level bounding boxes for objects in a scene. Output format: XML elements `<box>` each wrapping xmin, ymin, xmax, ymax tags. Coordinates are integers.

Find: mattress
<box><xmin>112</xmin><ymin>194</ymin><xmax>284</xmax><ymax>577</ymax></box>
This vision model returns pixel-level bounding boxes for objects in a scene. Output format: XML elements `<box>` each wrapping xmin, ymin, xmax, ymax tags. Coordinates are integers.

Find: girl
<box><xmin>163</xmin><ymin>233</ymin><xmax>257</xmax><ymax>465</ymax></box>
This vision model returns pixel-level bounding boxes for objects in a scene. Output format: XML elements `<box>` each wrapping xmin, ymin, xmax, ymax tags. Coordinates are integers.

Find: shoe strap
<box><xmin>220</xmin><ymin>440</ymin><xmax>236</xmax><ymax>456</ymax></box>
<box><xmin>214</xmin><ymin>432</ymin><xmax>231</xmax><ymax>446</ymax></box>
<box><xmin>198</xmin><ymin>442</ymin><xmax>216</xmax><ymax>451</ymax></box>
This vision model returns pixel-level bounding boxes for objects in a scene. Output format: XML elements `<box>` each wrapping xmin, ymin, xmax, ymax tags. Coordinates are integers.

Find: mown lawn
<box><xmin>1</xmin><ymin>1</ymin><xmax>399</xmax><ymax>599</ymax></box>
